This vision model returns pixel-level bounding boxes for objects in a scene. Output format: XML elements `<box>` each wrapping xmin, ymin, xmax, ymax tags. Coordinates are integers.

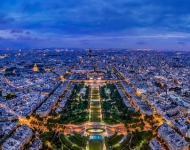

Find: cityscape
<box><xmin>0</xmin><ymin>49</ymin><xmax>189</xmax><ymax>150</ymax></box>
<box><xmin>1</xmin><ymin>0</ymin><xmax>190</xmax><ymax>150</ymax></box>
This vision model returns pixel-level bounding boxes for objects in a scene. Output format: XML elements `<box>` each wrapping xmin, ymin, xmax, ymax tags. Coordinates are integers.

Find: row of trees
<box><xmin>111</xmin><ymin>130</ymin><xmax>152</xmax><ymax>150</ymax></box>
<box><xmin>59</xmin><ymin>83</ymin><xmax>90</xmax><ymax>124</ymax></box>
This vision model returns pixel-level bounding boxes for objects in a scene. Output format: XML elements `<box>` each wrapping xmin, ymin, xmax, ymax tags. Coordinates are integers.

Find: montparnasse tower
<box><xmin>33</xmin><ymin>63</ymin><xmax>39</xmax><ymax>72</ymax></box>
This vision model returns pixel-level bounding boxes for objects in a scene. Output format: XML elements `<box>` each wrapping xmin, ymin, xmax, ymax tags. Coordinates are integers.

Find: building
<box><xmin>33</xmin><ymin>64</ymin><xmax>39</xmax><ymax>72</ymax></box>
<box><xmin>158</xmin><ymin>123</ymin><xmax>189</xmax><ymax>150</ymax></box>
<box><xmin>28</xmin><ymin>138</ymin><xmax>42</xmax><ymax>150</ymax></box>
<box><xmin>1</xmin><ymin>124</ymin><xmax>33</xmax><ymax>150</ymax></box>
<box><xmin>149</xmin><ymin>139</ymin><xmax>164</xmax><ymax>150</ymax></box>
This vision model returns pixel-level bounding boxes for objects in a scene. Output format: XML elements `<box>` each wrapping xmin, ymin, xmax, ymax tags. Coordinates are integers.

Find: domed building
<box><xmin>33</xmin><ymin>64</ymin><xmax>39</xmax><ymax>72</ymax></box>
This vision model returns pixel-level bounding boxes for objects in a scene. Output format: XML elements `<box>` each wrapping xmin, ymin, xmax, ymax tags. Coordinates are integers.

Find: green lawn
<box><xmin>91</xmin><ymin>89</ymin><xmax>99</xmax><ymax>95</ymax></box>
<box><xmin>91</xmin><ymin>87</ymin><xmax>99</xmax><ymax>99</ymax></box>
<box><xmin>91</xmin><ymin>113</ymin><xmax>101</xmax><ymax>122</ymax></box>
<box><xmin>90</xmin><ymin>88</ymin><xmax>101</xmax><ymax>122</ymax></box>
<box><xmin>91</xmin><ymin>95</ymin><xmax>99</xmax><ymax>99</ymax></box>
<box><xmin>90</xmin><ymin>101</ymin><xmax>101</xmax><ymax>122</ymax></box>
<box><xmin>91</xmin><ymin>102</ymin><xmax>99</xmax><ymax>107</ymax></box>
<box><xmin>89</xmin><ymin>141</ymin><xmax>102</xmax><ymax>150</ymax></box>
<box><xmin>91</xmin><ymin>108</ymin><xmax>100</xmax><ymax>113</ymax></box>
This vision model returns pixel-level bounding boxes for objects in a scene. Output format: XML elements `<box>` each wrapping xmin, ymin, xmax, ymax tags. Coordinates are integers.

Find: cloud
<box><xmin>25</xmin><ymin>31</ymin><xmax>30</xmax><ymax>35</ymax></box>
<box><xmin>0</xmin><ymin>13</ymin><xmax>15</xmax><ymax>25</ymax></box>
<box><xmin>177</xmin><ymin>41</ymin><xmax>185</xmax><ymax>45</ymax></box>
<box><xmin>0</xmin><ymin>0</ymin><xmax>189</xmax><ymax>49</ymax></box>
<box><xmin>10</xmin><ymin>29</ymin><xmax>23</xmax><ymax>34</ymax></box>
<box><xmin>136</xmin><ymin>41</ymin><xmax>146</xmax><ymax>45</ymax></box>
<box><xmin>0</xmin><ymin>37</ymin><xmax>5</xmax><ymax>41</ymax></box>
<box><xmin>0</xmin><ymin>29</ymin><xmax>35</xmax><ymax>40</ymax></box>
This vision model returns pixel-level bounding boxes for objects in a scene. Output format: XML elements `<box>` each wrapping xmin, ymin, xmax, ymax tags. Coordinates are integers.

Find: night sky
<box><xmin>0</xmin><ymin>0</ymin><xmax>190</xmax><ymax>50</ymax></box>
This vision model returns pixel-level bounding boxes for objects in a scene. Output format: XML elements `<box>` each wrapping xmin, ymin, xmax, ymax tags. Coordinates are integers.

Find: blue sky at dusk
<box><xmin>0</xmin><ymin>0</ymin><xmax>190</xmax><ymax>50</ymax></box>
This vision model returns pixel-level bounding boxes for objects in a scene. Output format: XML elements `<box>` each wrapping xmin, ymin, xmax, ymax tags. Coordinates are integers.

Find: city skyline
<box><xmin>0</xmin><ymin>49</ymin><xmax>190</xmax><ymax>150</ymax></box>
<box><xmin>0</xmin><ymin>0</ymin><xmax>190</xmax><ymax>50</ymax></box>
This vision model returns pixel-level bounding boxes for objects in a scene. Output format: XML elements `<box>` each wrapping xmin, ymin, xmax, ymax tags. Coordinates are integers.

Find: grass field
<box><xmin>90</xmin><ymin>101</ymin><xmax>101</xmax><ymax>122</ymax></box>
<box><xmin>91</xmin><ymin>101</ymin><xmax>99</xmax><ymax>107</ymax></box>
<box><xmin>91</xmin><ymin>113</ymin><xmax>101</xmax><ymax>122</ymax></box>
<box><xmin>90</xmin><ymin>87</ymin><xmax>101</xmax><ymax>122</ymax></box>
<box><xmin>89</xmin><ymin>141</ymin><xmax>102</xmax><ymax>150</ymax></box>
<box><xmin>91</xmin><ymin>88</ymin><xmax>100</xmax><ymax>99</ymax></box>
<box><xmin>91</xmin><ymin>108</ymin><xmax>100</xmax><ymax>113</ymax></box>
<box><xmin>92</xmin><ymin>88</ymin><xmax>99</xmax><ymax>94</ymax></box>
<box><xmin>91</xmin><ymin>95</ymin><xmax>99</xmax><ymax>99</ymax></box>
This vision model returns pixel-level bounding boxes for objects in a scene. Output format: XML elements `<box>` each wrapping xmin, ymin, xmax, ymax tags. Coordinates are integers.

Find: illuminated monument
<box><xmin>33</xmin><ymin>64</ymin><xmax>39</xmax><ymax>72</ymax></box>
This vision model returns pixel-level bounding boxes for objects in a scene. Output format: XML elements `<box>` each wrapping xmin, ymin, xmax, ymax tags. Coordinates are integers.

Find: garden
<box><xmin>105</xmin><ymin>132</ymin><xmax>124</xmax><ymax>148</ymax></box>
<box><xmin>90</xmin><ymin>101</ymin><xmax>101</xmax><ymax>122</ymax></box>
<box><xmin>89</xmin><ymin>140</ymin><xmax>102</xmax><ymax>150</ymax></box>
<box><xmin>111</xmin><ymin>130</ymin><xmax>152</xmax><ymax>150</ymax></box>
<box><xmin>39</xmin><ymin>131</ymin><xmax>87</xmax><ymax>150</ymax></box>
<box><xmin>46</xmin><ymin>83</ymin><xmax>90</xmax><ymax>124</ymax></box>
